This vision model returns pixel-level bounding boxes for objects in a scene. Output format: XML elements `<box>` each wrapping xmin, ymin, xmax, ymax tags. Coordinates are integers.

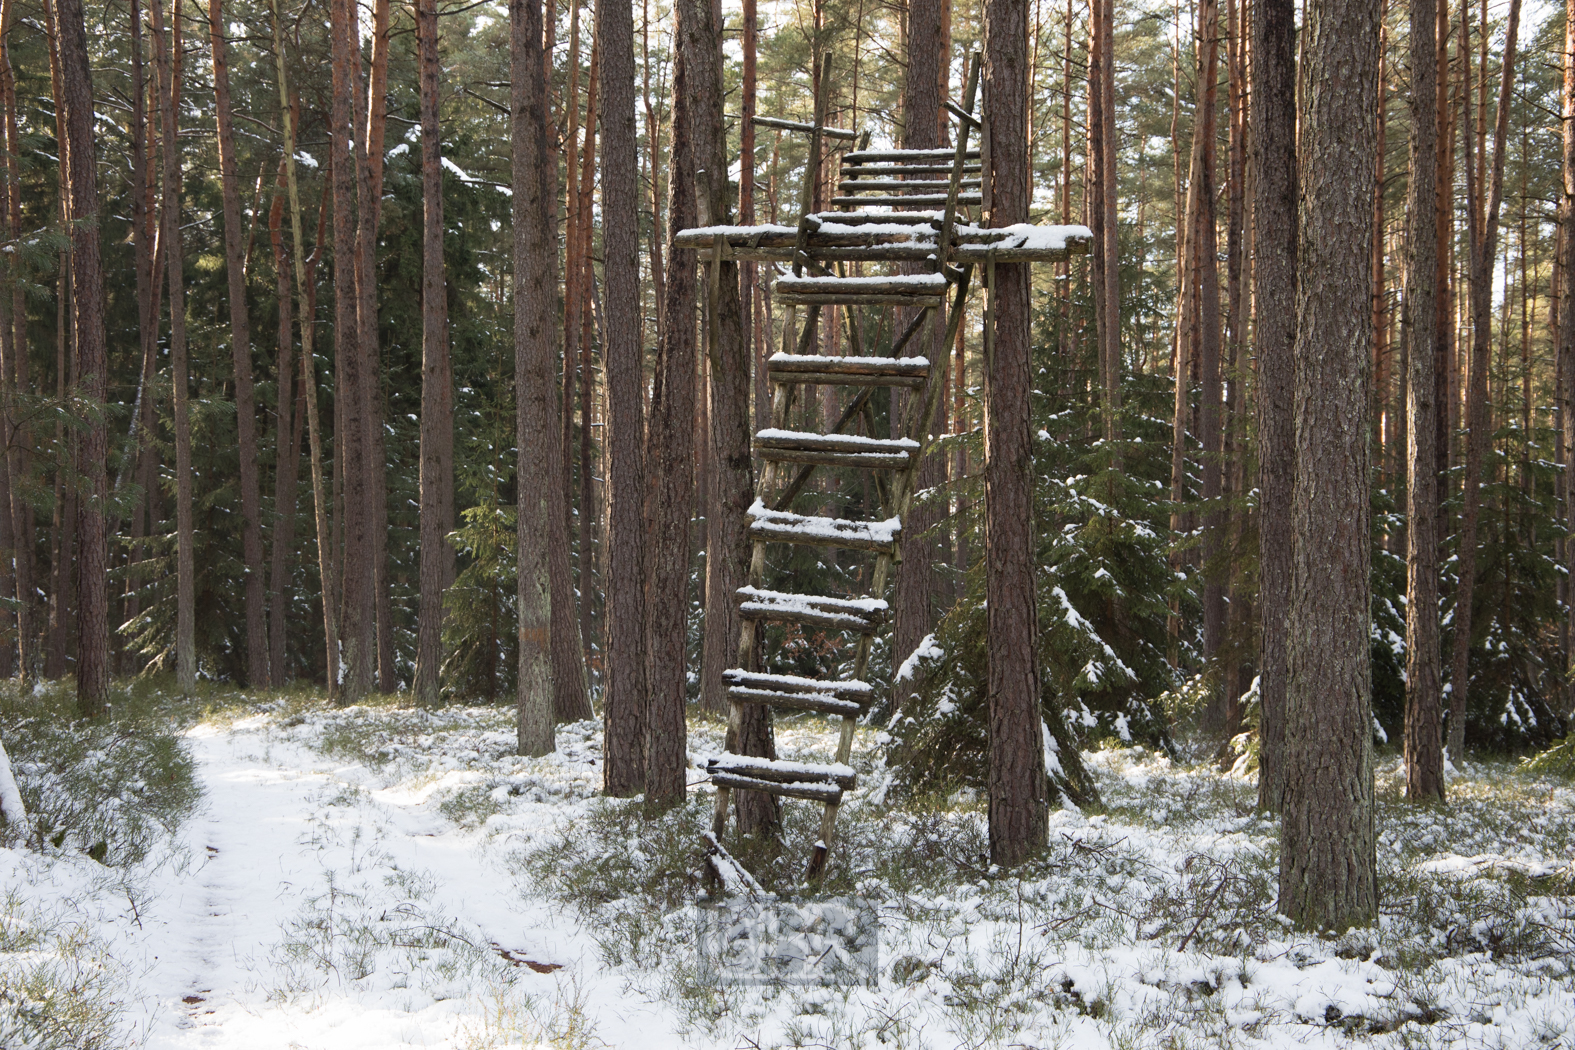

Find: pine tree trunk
<box><xmin>1280</xmin><ymin>0</ymin><xmax>1380</xmax><ymax>931</ymax></box>
<box><xmin>697</xmin><ymin>42</ymin><xmax>750</xmax><ymax>721</ymax></box>
<box><xmin>209</xmin><ymin>0</ymin><xmax>267</xmax><ymax>688</ymax></box>
<box><xmin>267</xmin><ymin>168</ymin><xmax>300</xmax><ymax>687</ymax></box>
<box><xmin>414</xmin><ymin>0</ymin><xmax>452</xmax><ymax>709</ymax></box>
<box><xmin>645</xmin><ymin>2</ymin><xmax>701</xmax><ymax>810</ymax></box>
<box><xmin>1404</xmin><ymin>0</ymin><xmax>1446</xmax><ymax>801</ymax></box>
<box><xmin>1251</xmin><ymin>0</ymin><xmax>1296</xmax><ymax>813</ymax></box>
<box><xmin>896</xmin><ymin>0</ymin><xmax>943</xmax><ymax>690</ymax></box>
<box><xmin>331</xmin><ymin>0</ymin><xmax>373</xmax><ymax>701</ymax></box>
<box><xmin>272</xmin><ymin>1</ymin><xmax>337</xmax><ymax>697</ymax></box>
<box><xmin>359</xmin><ymin>0</ymin><xmax>394</xmax><ymax>694</ymax></box>
<box><xmin>599</xmin><ymin>0</ymin><xmax>646</xmax><ymax>796</ymax></box>
<box><xmin>983</xmin><ymin>0</ymin><xmax>1050</xmax><ymax>868</ymax></box>
<box><xmin>0</xmin><ymin>0</ymin><xmax>29</xmax><ymax>680</ymax></box>
<box><xmin>1561</xmin><ymin>0</ymin><xmax>1575</xmax><ymax>721</ymax></box>
<box><xmin>510</xmin><ymin>0</ymin><xmax>556</xmax><ymax>756</ymax></box>
<box><xmin>1194</xmin><ymin>0</ymin><xmax>1227</xmax><ymax>724</ymax></box>
<box><xmin>1449</xmin><ymin>0</ymin><xmax>1520</xmax><ymax>759</ymax></box>
<box><xmin>59</xmin><ymin>0</ymin><xmax>105</xmax><ymax>708</ymax></box>
<box><xmin>577</xmin><ymin>32</ymin><xmax>600</xmax><ymax>675</ymax></box>
<box><xmin>151</xmin><ymin>0</ymin><xmax>194</xmax><ymax>697</ymax></box>
<box><xmin>1090</xmin><ymin>0</ymin><xmax>1120</xmax><ymax>459</ymax></box>
<box><xmin>546</xmin><ymin>14</ymin><xmax>591</xmax><ymax>728</ymax></box>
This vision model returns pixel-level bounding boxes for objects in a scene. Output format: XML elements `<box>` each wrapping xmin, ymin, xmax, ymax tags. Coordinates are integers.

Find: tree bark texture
<box><xmin>1449</xmin><ymin>0</ymin><xmax>1520</xmax><ymax>760</ymax></box>
<box><xmin>272</xmin><ymin>0</ymin><xmax>338</xmax><ymax>697</ymax></box>
<box><xmin>1089</xmin><ymin>0</ymin><xmax>1120</xmax><ymax>455</ymax></box>
<box><xmin>646</xmin><ymin>8</ymin><xmax>699</xmax><ymax>811</ymax></box>
<box><xmin>983</xmin><ymin>0</ymin><xmax>1049</xmax><ymax>868</ymax></box>
<box><xmin>600</xmin><ymin>0</ymin><xmax>646</xmax><ymax>796</ymax></box>
<box><xmin>0</xmin><ymin>0</ymin><xmax>30</xmax><ymax>681</ymax></box>
<box><xmin>415</xmin><ymin>0</ymin><xmax>453</xmax><ymax>708</ymax></box>
<box><xmin>1251</xmin><ymin>0</ymin><xmax>1296</xmax><ymax>813</ymax></box>
<box><xmin>512</xmin><ymin>0</ymin><xmax>556</xmax><ymax>756</ymax></box>
<box><xmin>152</xmin><ymin>0</ymin><xmax>194</xmax><ymax>697</ymax></box>
<box><xmin>1404</xmin><ymin>0</ymin><xmax>1446</xmax><ymax>802</ymax></box>
<box><xmin>1562</xmin><ymin>0</ymin><xmax>1575</xmax><ymax>720</ymax></box>
<box><xmin>1280</xmin><ymin>0</ymin><xmax>1379</xmax><ymax>931</ymax></box>
<box><xmin>267</xmin><ymin>169</ymin><xmax>301</xmax><ymax>687</ymax></box>
<box><xmin>896</xmin><ymin>0</ymin><xmax>943</xmax><ymax>693</ymax></box>
<box><xmin>1193</xmin><ymin>0</ymin><xmax>1227</xmax><ymax>706</ymax></box>
<box><xmin>209</xmin><ymin>0</ymin><xmax>267</xmax><ymax>688</ymax></box>
<box><xmin>359</xmin><ymin>0</ymin><xmax>394</xmax><ymax>694</ymax></box>
<box><xmin>331</xmin><ymin>0</ymin><xmax>373</xmax><ymax>701</ymax></box>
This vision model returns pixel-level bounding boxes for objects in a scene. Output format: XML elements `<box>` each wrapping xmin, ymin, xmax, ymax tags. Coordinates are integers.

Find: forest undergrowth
<box><xmin>0</xmin><ymin>683</ymin><xmax>1572</xmax><ymax>1048</ymax></box>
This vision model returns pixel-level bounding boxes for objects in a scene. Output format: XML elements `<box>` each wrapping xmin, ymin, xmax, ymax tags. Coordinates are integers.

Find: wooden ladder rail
<box><xmin>803</xmin><ymin>62</ymin><xmax>984</xmax><ymax>880</ymax></box>
<box><xmin>712</xmin><ymin>52</ymin><xmax>847</xmax><ymax>850</ymax></box>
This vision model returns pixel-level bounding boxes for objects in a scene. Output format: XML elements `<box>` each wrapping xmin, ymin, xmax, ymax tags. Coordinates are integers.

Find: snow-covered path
<box><xmin>8</xmin><ymin>704</ymin><xmax>1574</xmax><ymax>1050</ymax></box>
<box><xmin>125</xmin><ymin>718</ymin><xmax>654</xmax><ymax>1049</ymax></box>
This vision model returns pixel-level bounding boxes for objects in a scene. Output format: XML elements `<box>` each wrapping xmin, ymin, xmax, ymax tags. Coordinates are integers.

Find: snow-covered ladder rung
<box><xmin>767</xmin><ymin>353</ymin><xmax>930</xmax><ymax>389</ymax></box>
<box><xmin>829</xmin><ymin>192</ymin><xmax>982</xmax><ymax>209</ymax></box>
<box><xmin>735</xmin><ymin>585</ymin><xmax>888</xmax><ymax>633</ymax></box>
<box><xmin>746</xmin><ymin>503</ymin><xmax>900</xmax><ymax>554</ymax></box>
<box><xmin>711</xmin><ymin>773</ymin><xmax>843</xmax><ymax>804</ymax></box>
<box><xmin>754</xmin><ymin>429</ymin><xmax>918</xmax><ymax>471</ymax></box>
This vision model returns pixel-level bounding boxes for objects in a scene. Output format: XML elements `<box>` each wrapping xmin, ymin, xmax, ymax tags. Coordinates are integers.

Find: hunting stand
<box><xmin>675</xmin><ymin>51</ymin><xmax>1090</xmax><ymax>889</ymax></box>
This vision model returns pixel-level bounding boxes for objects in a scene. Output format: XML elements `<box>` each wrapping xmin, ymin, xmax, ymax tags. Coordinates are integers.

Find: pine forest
<box><xmin>0</xmin><ymin>0</ymin><xmax>1574</xmax><ymax>1045</ymax></box>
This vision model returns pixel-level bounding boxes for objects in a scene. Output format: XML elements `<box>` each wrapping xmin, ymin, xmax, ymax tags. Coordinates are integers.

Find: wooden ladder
<box><xmin>706</xmin><ymin>53</ymin><xmax>986</xmax><ymax>887</ymax></box>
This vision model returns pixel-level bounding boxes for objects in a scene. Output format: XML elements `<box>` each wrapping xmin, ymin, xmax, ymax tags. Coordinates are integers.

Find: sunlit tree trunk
<box><xmin>1280</xmin><ymin>0</ymin><xmax>1380</xmax><ymax>930</ymax></box>
<box><xmin>272</xmin><ymin>0</ymin><xmax>337</xmax><ymax>697</ymax></box>
<box><xmin>509</xmin><ymin>0</ymin><xmax>558</xmax><ymax>755</ymax></box>
<box><xmin>1449</xmin><ymin>0</ymin><xmax>1520</xmax><ymax>759</ymax></box>
<box><xmin>267</xmin><ymin>168</ymin><xmax>301</xmax><ymax>687</ymax></box>
<box><xmin>331</xmin><ymin>0</ymin><xmax>373</xmax><ymax>701</ymax></box>
<box><xmin>983</xmin><ymin>0</ymin><xmax>1050</xmax><ymax>867</ymax></box>
<box><xmin>1251</xmin><ymin>0</ymin><xmax>1296</xmax><ymax>813</ymax></box>
<box><xmin>600</xmin><ymin>0</ymin><xmax>646</xmax><ymax>795</ymax></box>
<box><xmin>1561</xmin><ymin>0</ymin><xmax>1575</xmax><ymax>720</ymax></box>
<box><xmin>359</xmin><ymin>0</ymin><xmax>394</xmax><ymax>694</ymax></box>
<box><xmin>645</xmin><ymin>4</ymin><xmax>698</xmax><ymax>810</ymax></box>
<box><xmin>415</xmin><ymin>0</ymin><xmax>453</xmax><ymax>708</ymax></box>
<box><xmin>0</xmin><ymin>0</ymin><xmax>29</xmax><ymax>683</ymax></box>
<box><xmin>152</xmin><ymin>0</ymin><xmax>194</xmax><ymax>696</ymax></box>
<box><xmin>209</xmin><ymin>0</ymin><xmax>267</xmax><ymax>687</ymax></box>
<box><xmin>1404</xmin><ymin>0</ymin><xmax>1446</xmax><ymax>801</ymax></box>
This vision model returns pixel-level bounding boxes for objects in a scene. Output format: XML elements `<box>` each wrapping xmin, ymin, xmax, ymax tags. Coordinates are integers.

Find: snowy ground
<box><xmin>2</xmin><ymin>696</ymin><xmax>1573</xmax><ymax>1049</ymax></box>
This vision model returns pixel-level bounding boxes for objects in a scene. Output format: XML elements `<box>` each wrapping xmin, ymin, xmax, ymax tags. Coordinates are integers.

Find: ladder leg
<box><xmin>806</xmin><ymin>714</ymin><xmax>859</xmax><ymax>881</ymax></box>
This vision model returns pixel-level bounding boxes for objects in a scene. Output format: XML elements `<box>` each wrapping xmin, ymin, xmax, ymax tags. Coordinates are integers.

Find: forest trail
<box><xmin>128</xmin><ymin>717</ymin><xmax>631</xmax><ymax>1050</ymax></box>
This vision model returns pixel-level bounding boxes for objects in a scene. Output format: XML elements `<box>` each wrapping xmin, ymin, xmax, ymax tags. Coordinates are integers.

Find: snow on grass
<box><xmin>1</xmin><ymin>689</ymin><xmax>1572</xmax><ymax>1048</ymax></box>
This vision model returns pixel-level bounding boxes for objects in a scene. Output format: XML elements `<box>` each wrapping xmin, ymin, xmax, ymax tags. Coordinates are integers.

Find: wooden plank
<box><xmin>708</xmin><ymin>754</ymin><xmax>858</xmax><ymax>789</ymax></box>
<box><xmin>841</xmin><ymin>164</ymin><xmax>983</xmax><ymax>176</ymax></box>
<box><xmin>749</xmin><ymin>114</ymin><xmax>859</xmax><ymax>140</ymax></box>
<box><xmin>701</xmin><ymin>831</ymin><xmax>769</xmax><ymax>897</ymax></box>
<box><xmin>951</xmin><ymin>244</ymin><xmax>1082</xmax><ymax>262</ymax></box>
<box><xmin>756</xmin><ymin>445</ymin><xmax>910</xmax><ymax>470</ymax></box>
<box><xmin>766</xmin><ymin>369</ymin><xmax>927</xmax><ymax>388</ymax></box>
<box><xmin>722</xmin><ymin>668</ymin><xmax>876</xmax><ymax>701</ymax></box>
<box><xmin>830</xmin><ymin>192</ymin><xmax>981</xmax><ymax>207</ymax></box>
<box><xmin>755</xmin><ymin>430</ymin><xmax>919</xmax><ymax>456</ymax></box>
<box><xmin>768</xmin><ymin>353</ymin><xmax>929</xmax><ymax>380</ymax></box>
<box><xmin>726</xmin><ymin>686</ymin><xmax>867</xmax><ymax>717</ymax></box>
<box><xmin>776</xmin><ymin>274</ymin><xmax>947</xmax><ymax>295</ymax></box>
<box><xmin>837</xmin><ymin>179</ymin><xmax>981</xmax><ymax>192</ymax></box>
<box><xmin>735</xmin><ymin>585</ymin><xmax>889</xmax><ymax>631</ymax></box>
<box><xmin>747</xmin><ymin>510</ymin><xmax>900</xmax><ymax>552</ymax></box>
<box><xmin>845</xmin><ymin>148</ymin><xmax>980</xmax><ymax>161</ymax></box>
<box><xmin>710</xmin><ymin>772</ymin><xmax>843</xmax><ymax>804</ymax></box>
<box><xmin>777</xmin><ymin>292</ymin><xmax>945</xmax><ymax>308</ymax></box>
<box><xmin>811</xmin><ymin>211</ymin><xmax>943</xmax><ymax>226</ymax></box>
